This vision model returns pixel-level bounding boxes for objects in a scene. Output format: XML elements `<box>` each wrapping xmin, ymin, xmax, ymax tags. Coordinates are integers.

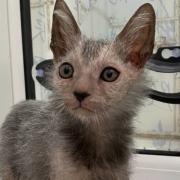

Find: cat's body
<box><xmin>0</xmin><ymin>76</ymin><xmax>144</xmax><ymax>180</ymax></box>
<box><xmin>0</xmin><ymin>1</ymin><xmax>155</xmax><ymax>180</ymax></box>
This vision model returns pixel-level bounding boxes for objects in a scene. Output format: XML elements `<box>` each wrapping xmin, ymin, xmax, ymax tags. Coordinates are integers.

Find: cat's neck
<box><xmin>47</xmin><ymin>93</ymin><xmax>135</xmax><ymax>168</ymax></box>
<box><xmin>55</xmin><ymin>108</ymin><xmax>133</xmax><ymax>169</ymax></box>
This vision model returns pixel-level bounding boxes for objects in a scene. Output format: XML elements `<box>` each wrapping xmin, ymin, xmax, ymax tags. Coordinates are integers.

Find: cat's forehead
<box><xmin>60</xmin><ymin>39</ymin><xmax>113</xmax><ymax>67</ymax></box>
<box><xmin>59</xmin><ymin>38</ymin><xmax>126</xmax><ymax>71</ymax></box>
<box><xmin>82</xmin><ymin>39</ymin><xmax>109</xmax><ymax>61</ymax></box>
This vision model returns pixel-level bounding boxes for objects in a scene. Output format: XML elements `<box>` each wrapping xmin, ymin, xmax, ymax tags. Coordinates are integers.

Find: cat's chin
<box><xmin>73</xmin><ymin>106</ymin><xmax>94</xmax><ymax>112</ymax></box>
<box><xmin>74</xmin><ymin>107</ymin><xmax>94</xmax><ymax>115</ymax></box>
<box><xmin>69</xmin><ymin>107</ymin><xmax>97</xmax><ymax>121</ymax></box>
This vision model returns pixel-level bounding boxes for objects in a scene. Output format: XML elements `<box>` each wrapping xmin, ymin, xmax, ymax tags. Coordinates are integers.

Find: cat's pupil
<box><xmin>64</xmin><ymin>66</ymin><xmax>70</xmax><ymax>74</ymax></box>
<box><xmin>106</xmin><ymin>70</ymin><xmax>113</xmax><ymax>78</ymax></box>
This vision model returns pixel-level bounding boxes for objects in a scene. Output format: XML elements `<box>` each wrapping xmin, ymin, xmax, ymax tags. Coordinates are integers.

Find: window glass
<box><xmin>30</xmin><ymin>0</ymin><xmax>180</xmax><ymax>152</ymax></box>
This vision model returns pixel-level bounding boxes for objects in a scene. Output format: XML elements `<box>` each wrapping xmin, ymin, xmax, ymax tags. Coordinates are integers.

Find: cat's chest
<box><xmin>50</xmin><ymin>149</ymin><xmax>88</xmax><ymax>180</ymax></box>
<box><xmin>50</xmin><ymin>149</ymin><xmax>127</xmax><ymax>180</ymax></box>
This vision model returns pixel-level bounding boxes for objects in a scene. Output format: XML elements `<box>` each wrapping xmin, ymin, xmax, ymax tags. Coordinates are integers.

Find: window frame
<box><xmin>20</xmin><ymin>0</ymin><xmax>35</xmax><ymax>99</ymax></box>
<box><xmin>131</xmin><ymin>154</ymin><xmax>180</xmax><ymax>180</ymax></box>
<box><xmin>7</xmin><ymin>0</ymin><xmax>26</xmax><ymax>103</ymax></box>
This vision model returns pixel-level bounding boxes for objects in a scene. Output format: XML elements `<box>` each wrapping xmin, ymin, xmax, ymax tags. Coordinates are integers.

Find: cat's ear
<box><xmin>115</xmin><ymin>3</ymin><xmax>155</xmax><ymax>68</ymax></box>
<box><xmin>50</xmin><ymin>0</ymin><xmax>81</xmax><ymax>62</ymax></box>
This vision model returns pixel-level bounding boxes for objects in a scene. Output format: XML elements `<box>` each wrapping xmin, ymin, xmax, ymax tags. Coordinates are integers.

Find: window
<box><xmin>29</xmin><ymin>0</ymin><xmax>180</xmax><ymax>154</ymax></box>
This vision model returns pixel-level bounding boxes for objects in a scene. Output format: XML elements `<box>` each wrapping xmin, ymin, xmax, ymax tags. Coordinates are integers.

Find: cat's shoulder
<box><xmin>10</xmin><ymin>100</ymin><xmax>45</xmax><ymax>115</ymax></box>
<box><xmin>2</xmin><ymin>100</ymin><xmax>47</xmax><ymax>126</ymax></box>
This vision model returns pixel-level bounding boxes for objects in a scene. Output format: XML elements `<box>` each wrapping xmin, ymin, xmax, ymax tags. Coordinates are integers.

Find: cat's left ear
<box><xmin>50</xmin><ymin>0</ymin><xmax>81</xmax><ymax>62</ymax></box>
<box><xmin>115</xmin><ymin>3</ymin><xmax>156</xmax><ymax>68</ymax></box>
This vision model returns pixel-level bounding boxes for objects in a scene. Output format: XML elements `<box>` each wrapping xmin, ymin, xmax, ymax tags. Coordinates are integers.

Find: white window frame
<box><xmin>6</xmin><ymin>1</ymin><xmax>180</xmax><ymax>179</ymax></box>
<box><xmin>131</xmin><ymin>154</ymin><xmax>180</xmax><ymax>180</ymax></box>
<box><xmin>7</xmin><ymin>0</ymin><xmax>25</xmax><ymax>104</ymax></box>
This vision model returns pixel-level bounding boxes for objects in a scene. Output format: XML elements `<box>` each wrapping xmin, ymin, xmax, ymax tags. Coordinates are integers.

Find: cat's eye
<box><xmin>59</xmin><ymin>63</ymin><xmax>74</xmax><ymax>79</ymax></box>
<box><xmin>100</xmin><ymin>67</ymin><xmax>120</xmax><ymax>82</ymax></box>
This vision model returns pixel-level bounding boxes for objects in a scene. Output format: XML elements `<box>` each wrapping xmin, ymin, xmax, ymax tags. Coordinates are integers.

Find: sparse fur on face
<box><xmin>0</xmin><ymin>0</ymin><xmax>155</xmax><ymax>180</ymax></box>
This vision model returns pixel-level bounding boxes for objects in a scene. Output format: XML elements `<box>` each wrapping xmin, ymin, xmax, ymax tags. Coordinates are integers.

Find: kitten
<box><xmin>0</xmin><ymin>0</ymin><xmax>155</xmax><ymax>180</ymax></box>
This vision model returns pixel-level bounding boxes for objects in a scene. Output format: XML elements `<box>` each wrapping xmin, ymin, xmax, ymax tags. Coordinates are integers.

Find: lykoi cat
<box><xmin>0</xmin><ymin>0</ymin><xmax>155</xmax><ymax>179</ymax></box>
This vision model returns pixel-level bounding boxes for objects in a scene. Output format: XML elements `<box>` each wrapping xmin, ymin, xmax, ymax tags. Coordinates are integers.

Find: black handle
<box><xmin>148</xmin><ymin>89</ymin><xmax>180</xmax><ymax>104</ymax></box>
<box><xmin>146</xmin><ymin>46</ymin><xmax>180</xmax><ymax>73</ymax></box>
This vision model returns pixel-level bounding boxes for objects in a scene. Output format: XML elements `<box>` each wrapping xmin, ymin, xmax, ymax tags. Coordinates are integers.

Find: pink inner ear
<box><xmin>127</xmin><ymin>52</ymin><xmax>141</xmax><ymax>68</ymax></box>
<box><xmin>123</xmin><ymin>24</ymin><xmax>154</xmax><ymax>68</ymax></box>
<box><xmin>114</xmin><ymin>4</ymin><xmax>155</xmax><ymax>69</ymax></box>
<box><xmin>127</xmin><ymin>51</ymin><xmax>150</xmax><ymax>69</ymax></box>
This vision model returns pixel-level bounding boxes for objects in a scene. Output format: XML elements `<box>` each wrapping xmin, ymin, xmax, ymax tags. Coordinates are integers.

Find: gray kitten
<box><xmin>0</xmin><ymin>0</ymin><xmax>155</xmax><ymax>180</ymax></box>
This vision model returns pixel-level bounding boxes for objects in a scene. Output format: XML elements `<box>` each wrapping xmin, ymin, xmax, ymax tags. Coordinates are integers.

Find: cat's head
<box><xmin>50</xmin><ymin>0</ymin><xmax>155</xmax><ymax>121</ymax></box>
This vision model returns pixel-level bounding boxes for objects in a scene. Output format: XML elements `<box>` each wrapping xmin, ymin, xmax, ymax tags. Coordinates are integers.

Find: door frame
<box><xmin>7</xmin><ymin>0</ymin><xmax>26</xmax><ymax>103</ymax></box>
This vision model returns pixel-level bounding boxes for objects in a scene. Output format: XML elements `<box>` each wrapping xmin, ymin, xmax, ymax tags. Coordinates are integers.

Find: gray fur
<box><xmin>0</xmin><ymin>1</ymin><xmax>155</xmax><ymax>180</ymax></box>
<box><xmin>0</xmin><ymin>73</ymin><xmax>147</xmax><ymax>180</ymax></box>
<box><xmin>82</xmin><ymin>39</ymin><xmax>109</xmax><ymax>60</ymax></box>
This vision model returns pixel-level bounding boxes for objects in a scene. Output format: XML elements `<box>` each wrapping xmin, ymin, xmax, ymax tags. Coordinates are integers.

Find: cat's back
<box><xmin>0</xmin><ymin>100</ymin><xmax>52</xmax><ymax>179</ymax></box>
<box><xmin>1</xmin><ymin>99</ymin><xmax>50</xmax><ymax>145</ymax></box>
<box><xmin>0</xmin><ymin>100</ymin><xmax>52</xmax><ymax>147</ymax></box>
<box><xmin>1</xmin><ymin>100</ymin><xmax>48</xmax><ymax>133</ymax></box>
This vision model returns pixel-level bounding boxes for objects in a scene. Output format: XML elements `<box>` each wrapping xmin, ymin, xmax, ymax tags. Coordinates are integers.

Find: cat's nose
<box><xmin>73</xmin><ymin>91</ymin><xmax>90</xmax><ymax>102</ymax></box>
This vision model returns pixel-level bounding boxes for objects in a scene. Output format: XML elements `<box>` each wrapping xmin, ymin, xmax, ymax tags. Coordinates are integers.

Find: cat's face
<box><xmin>50</xmin><ymin>0</ymin><xmax>155</xmax><ymax>121</ymax></box>
<box><xmin>53</xmin><ymin>40</ymin><xmax>140</xmax><ymax>120</ymax></box>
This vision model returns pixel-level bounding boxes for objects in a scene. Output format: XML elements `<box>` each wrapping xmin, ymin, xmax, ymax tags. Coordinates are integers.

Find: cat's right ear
<box><xmin>50</xmin><ymin>0</ymin><xmax>81</xmax><ymax>62</ymax></box>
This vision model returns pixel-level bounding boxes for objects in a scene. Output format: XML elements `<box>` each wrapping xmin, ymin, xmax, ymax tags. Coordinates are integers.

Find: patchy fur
<box><xmin>0</xmin><ymin>1</ymin><xmax>155</xmax><ymax>180</ymax></box>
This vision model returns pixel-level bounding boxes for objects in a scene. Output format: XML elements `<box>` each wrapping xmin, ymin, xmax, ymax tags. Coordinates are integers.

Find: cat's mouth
<box><xmin>72</xmin><ymin>105</ymin><xmax>94</xmax><ymax>113</ymax></box>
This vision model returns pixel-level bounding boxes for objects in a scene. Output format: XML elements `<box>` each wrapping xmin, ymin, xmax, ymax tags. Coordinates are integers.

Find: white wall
<box><xmin>0</xmin><ymin>0</ymin><xmax>25</xmax><ymax>125</ymax></box>
<box><xmin>0</xmin><ymin>1</ymin><xmax>13</xmax><ymax>124</ymax></box>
